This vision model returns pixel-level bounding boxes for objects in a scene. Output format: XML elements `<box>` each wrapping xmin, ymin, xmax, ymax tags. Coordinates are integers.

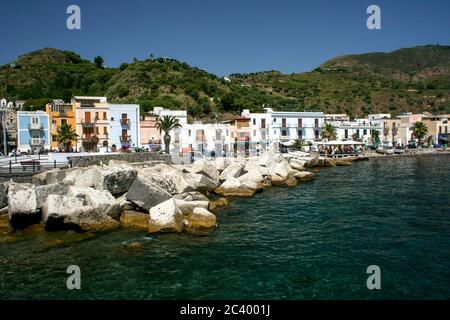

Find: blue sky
<box><xmin>0</xmin><ymin>0</ymin><xmax>449</xmax><ymax>75</ymax></box>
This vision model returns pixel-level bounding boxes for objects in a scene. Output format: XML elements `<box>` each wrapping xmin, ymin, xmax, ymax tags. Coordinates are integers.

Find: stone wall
<box><xmin>67</xmin><ymin>153</ymin><xmax>172</xmax><ymax>168</ymax></box>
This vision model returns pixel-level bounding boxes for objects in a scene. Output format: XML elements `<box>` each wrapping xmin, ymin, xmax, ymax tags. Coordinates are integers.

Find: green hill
<box><xmin>0</xmin><ymin>45</ymin><xmax>449</xmax><ymax>118</ymax></box>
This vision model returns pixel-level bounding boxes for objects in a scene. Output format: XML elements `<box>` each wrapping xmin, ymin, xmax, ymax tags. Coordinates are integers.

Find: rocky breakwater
<box><xmin>0</xmin><ymin>151</ymin><xmax>323</xmax><ymax>238</ymax></box>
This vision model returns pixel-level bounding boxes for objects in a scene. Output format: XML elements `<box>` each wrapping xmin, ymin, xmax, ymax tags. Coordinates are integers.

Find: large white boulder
<box><xmin>68</xmin><ymin>186</ymin><xmax>121</xmax><ymax>220</ymax></box>
<box><xmin>289</xmin><ymin>158</ymin><xmax>307</xmax><ymax>171</ymax></box>
<box><xmin>174</xmin><ymin>199</ymin><xmax>210</xmax><ymax>215</ymax></box>
<box><xmin>214</xmin><ymin>157</ymin><xmax>230</xmax><ymax>171</ymax></box>
<box><xmin>7</xmin><ymin>183</ymin><xmax>37</xmax><ymax>223</ymax></box>
<box><xmin>190</xmin><ymin>158</ymin><xmax>220</xmax><ymax>183</ymax></box>
<box><xmin>238</xmin><ymin>169</ymin><xmax>264</xmax><ymax>184</ymax></box>
<box><xmin>93</xmin><ymin>165</ymin><xmax>138</xmax><ymax>195</ymax></box>
<box><xmin>35</xmin><ymin>183</ymin><xmax>70</xmax><ymax>209</ymax></box>
<box><xmin>148</xmin><ymin>199</ymin><xmax>184</xmax><ymax>233</ymax></box>
<box><xmin>41</xmin><ymin>194</ymin><xmax>84</xmax><ymax>230</ymax></box>
<box><xmin>294</xmin><ymin>171</ymin><xmax>315</xmax><ymax>182</ymax></box>
<box><xmin>215</xmin><ymin>177</ymin><xmax>256</xmax><ymax>197</ymax></box>
<box><xmin>126</xmin><ymin>175</ymin><xmax>172</xmax><ymax>211</ymax></box>
<box><xmin>137</xmin><ymin>167</ymin><xmax>195</xmax><ymax>195</ymax></box>
<box><xmin>219</xmin><ymin>162</ymin><xmax>244</xmax><ymax>181</ymax></box>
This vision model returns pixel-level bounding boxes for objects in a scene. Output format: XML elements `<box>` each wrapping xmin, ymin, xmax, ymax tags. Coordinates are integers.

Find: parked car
<box><xmin>394</xmin><ymin>148</ymin><xmax>405</xmax><ymax>154</ymax></box>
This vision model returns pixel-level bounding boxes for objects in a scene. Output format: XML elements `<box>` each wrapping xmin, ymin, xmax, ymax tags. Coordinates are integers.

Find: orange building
<box><xmin>45</xmin><ymin>100</ymin><xmax>77</xmax><ymax>151</ymax></box>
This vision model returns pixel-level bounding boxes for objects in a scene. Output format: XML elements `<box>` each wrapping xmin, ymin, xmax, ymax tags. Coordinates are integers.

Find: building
<box><xmin>423</xmin><ymin>114</ymin><xmax>449</xmax><ymax>145</ymax></box>
<box><xmin>16</xmin><ymin>111</ymin><xmax>50</xmax><ymax>153</ymax></box>
<box><xmin>46</xmin><ymin>100</ymin><xmax>77</xmax><ymax>151</ymax></box>
<box><xmin>379</xmin><ymin>118</ymin><xmax>402</xmax><ymax>147</ymax></box>
<box><xmin>397</xmin><ymin>113</ymin><xmax>426</xmax><ymax>146</ymax></box>
<box><xmin>0</xmin><ymin>100</ymin><xmax>19</xmax><ymax>154</ymax></box>
<box><xmin>72</xmin><ymin>96</ymin><xmax>109</xmax><ymax>152</ymax></box>
<box><xmin>329</xmin><ymin>118</ymin><xmax>381</xmax><ymax>145</ymax></box>
<box><xmin>324</xmin><ymin>114</ymin><xmax>350</xmax><ymax>122</ymax></box>
<box><xmin>140</xmin><ymin>113</ymin><xmax>161</xmax><ymax>149</ymax></box>
<box><xmin>220</xmin><ymin>116</ymin><xmax>252</xmax><ymax>156</ymax></box>
<box><xmin>108</xmin><ymin>104</ymin><xmax>141</xmax><ymax>150</ymax></box>
<box><xmin>241</xmin><ymin>108</ymin><xmax>324</xmax><ymax>150</ymax></box>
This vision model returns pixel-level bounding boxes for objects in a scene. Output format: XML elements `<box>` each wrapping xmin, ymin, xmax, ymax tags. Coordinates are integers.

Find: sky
<box><xmin>0</xmin><ymin>0</ymin><xmax>449</xmax><ymax>75</ymax></box>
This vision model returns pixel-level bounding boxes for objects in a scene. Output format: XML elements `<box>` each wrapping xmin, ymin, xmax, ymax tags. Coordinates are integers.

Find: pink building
<box><xmin>140</xmin><ymin>113</ymin><xmax>161</xmax><ymax>148</ymax></box>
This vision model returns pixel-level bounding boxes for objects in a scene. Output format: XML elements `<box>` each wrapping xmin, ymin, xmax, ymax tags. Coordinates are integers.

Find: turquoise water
<box><xmin>1</xmin><ymin>154</ymin><xmax>449</xmax><ymax>299</ymax></box>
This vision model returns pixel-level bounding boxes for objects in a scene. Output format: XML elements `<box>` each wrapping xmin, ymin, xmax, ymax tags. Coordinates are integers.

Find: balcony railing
<box><xmin>29</xmin><ymin>138</ymin><xmax>45</xmax><ymax>146</ymax></box>
<box><xmin>120</xmin><ymin>135</ymin><xmax>131</xmax><ymax>143</ymax></box>
<box><xmin>28</xmin><ymin>123</ymin><xmax>44</xmax><ymax>131</ymax></box>
<box><xmin>120</xmin><ymin>118</ymin><xmax>130</xmax><ymax>126</ymax></box>
<box><xmin>80</xmin><ymin>119</ymin><xmax>95</xmax><ymax>127</ymax></box>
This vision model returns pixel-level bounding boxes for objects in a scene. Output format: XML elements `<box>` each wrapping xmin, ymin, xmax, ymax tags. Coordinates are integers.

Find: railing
<box><xmin>28</xmin><ymin>123</ymin><xmax>44</xmax><ymax>130</ymax></box>
<box><xmin>0</xmin><ymin>159</ymin><xmax>72</xmax><ymax>174</ymax></box>
<box><xmin>29</xmin><ymin>138</ymin><xmax>46</xmax><ymax>146</ymax></box>
<box><xmin>80</xmin><ymin>119</ymin><xmax>95</xmax><ymax>127</ymax></box>
<box><xmin>120</xmin><ymin>118</ymin><xmax>130</xmax><ymax>126</ymax></box>
<box><xmin>120</xmin><ymin>135</ymin><xmax>131</xmax><ymax>143</ymax></box>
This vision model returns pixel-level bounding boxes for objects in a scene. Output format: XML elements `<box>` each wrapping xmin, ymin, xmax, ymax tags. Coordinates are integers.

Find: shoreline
<box><xmin>1</xmin><ymin>149</ymin><xmax>449</xmax><ymax>245</ymax></box>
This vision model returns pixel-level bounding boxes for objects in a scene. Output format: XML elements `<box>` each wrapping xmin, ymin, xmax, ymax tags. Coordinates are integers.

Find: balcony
<box><xmin>81</xmin><ymin>119</ymin><xmax>95</xmax><ymax>128</ymax></box>
<box><xmin>120</xmin><ymin>135</ymin><xmax>131</xmax><ymax>143</ymax></box>
<box><xmin>29</xmin><ymin>138</ymin><xmax>45</xmax><ymax>146</ymax></box>
<box><xmin>120</xmin><ymin>118</ymin><xmax>130</xmax><ymax>126</ymax></box>
<box><xmin>28</xmin><ymin>123</ymin><xmax>44</xmax><ymax>131</ymax></box>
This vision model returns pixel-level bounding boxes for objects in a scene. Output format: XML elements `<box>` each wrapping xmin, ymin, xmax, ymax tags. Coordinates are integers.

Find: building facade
<box><xmin>17</xmin><ymin>111</ymin><xmax>50</xmax><ymax>153</ymax></box>
<box><xmin>330</xmin><ymin>118</ymin><xmax>381</xmax><ymax>145</ymax></box>
<box><xmin>46</xmin><ymin>100</ymin><xmax>77</xmax><ymax>151</ymax></box>
<box><xmin>109</xmin><ymin>104</ymin><xmax>141</xmax><ymax>150</ymax></box>
<box><xmin>73</xmin><ymin>96</ymin><xmax>109</xmax><ymax>152</ymax></box>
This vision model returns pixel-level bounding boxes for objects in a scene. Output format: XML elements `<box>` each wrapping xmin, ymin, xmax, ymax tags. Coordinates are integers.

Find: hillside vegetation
<box><xmin>0</xmin><ymin>45</ymin><xmax>449</xmax><ymax>119</ymax></box>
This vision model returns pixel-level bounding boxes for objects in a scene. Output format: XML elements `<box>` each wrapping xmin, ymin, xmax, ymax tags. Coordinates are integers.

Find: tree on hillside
<box><xmin>94</xmin><ymin>56</ymin><xmax>104</xmax><ymax>68</ymax></box>
<box><xmin>412</xmin><ymin>121</ymin><xmax>428</xmax><ymax>146</ymax></box>
<box><xmin>321</xmin><ymin>123</ymin><xmax>337</xmax><ymax>141</ymax></box>
<box><xmin>155</xmin><ymin>115</ymin><xmax>182</xmax><ymax>154</ymax></box>
<box><xmin>56</xmin><ymin>123</ymin><xmax>78</xmax><ymax>152</ymax></box>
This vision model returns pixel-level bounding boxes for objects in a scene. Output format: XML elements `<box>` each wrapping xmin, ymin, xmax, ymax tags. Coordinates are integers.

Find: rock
<box><xmin>116</xmin><ymin>194</ymin><xmax>138</xmax><ymax>211</ymax></box>
<box><xmin>186</xmin><ymin>172</ymin><xmax>219</xmax><ymax>192</ymax></box>
<box><xmin>126</xmin><ymin>176</ymin><xmax>172</xmax><ymax>211</ymax></box>
<box><xmin>211</xmin><ymin>197</ymin><xmax>229</xmax><ymax>208</ymax></box>
<box><xmin>119</xmin><ymin>211</ymin><xmax>149</xmax><ymax>230</ymax></box>
<box><xmin>41</xmin><ymin>194</ymin><xmax>84</xmax><ymax>230</ymax></box>
<box><xmin>62</xmin><ymin>166</ymin><xmax>99</xmax><ymax>188</ymax></box>
<box><xmin>93</xmin><ymin>165</ymin><xmax>138</xmax><ymax>195</ymax></box>
<box><xmin>148</xmin><ymin>199</ymin><xmax>184</xmax><ymax>234</ymax></box>
<box><xmin>0</xmin><ymin>182</ymin><xmax>8</xmax><ymax>208</ymax></box>
<box><xmin>137</xmin><ymin>167</ymin><xmax>195</xmax><ymax>195</ymax></box>
<box><xmin>238</xmin><ymin>169</ymin><xmax>264</xmax><ymax>184</ymax></box>
<box><xmin>35</xmin><ymin>183</ymin><xmax>70</xmax><ymax>209</ymax></box>
<box><xmin>63</xmin><ymin>206</ymin><xmax>120</xmax><ymax>232</ymax></box>
<box><xmin>0</xmin><ymin>213</ymin><xmax>13</xmax><ymax>234</ymax></box>
<box><xmin>32</xmin><ymin>167</ymin><xmax>78</xmax><ymax>186</ymax></box>
<box><xmin>7</xmin><ymin>183</ymin><xmax>38</xmax><ymax>228</ymax></box>
<box><xmin>293</xmin><ymin>171</ymin><xmax>315</xmax><ymax>182</ymax></box>
<box><xmin>185</xmin><ymin>207</ymin><xmax>217</xmax><ymax>233</ymax></box>
<box><xmin>214</xmin><ymin>157</ymin><xmax>230</xmax><ymax>171</ymax></box>
<box><xmin>108</xmin><ymin>160</ymin><xmax>129</xmax><ymax>166</ymax></box>
<box><xmin>219</xmin><ymin>162</ymin><xmax>244</xmax><ymax>181</ymax></box>
<box><xmin>284</xmin><ymin>175</ymin><xmax>298</xmax><ymax>187</ymax></box>
<box><xmin>173</xmin><ymin>191</ymin><xmax>210</xmax><ymax>202</ymax></box>
<box><xmin>290</xmin><ymin>158</ymin><xmax>307</xmax><ymax>171</ymax></box>
<box><xmin>126</xmin><ymin>241</ymin><xmax>142</xmax><ymax>250</ymax></box>
<box><xmin>174</xmin><ymin>199</ymin><xmax>210</xmax><ymax>215</ymax></box>
<box><xmin>190</xmin><ymin>159</ymin><xmax>220</xmax><ymax>184</ymax></box>
<box><xmin>215</xmin><ymin>177</ymin><xmax>256</xmax><ymax>197</ymax></box>
<box><xmin>68</xmin><ymin>187</ymin><xmax>121</xmax><ymax>221</ymax></box>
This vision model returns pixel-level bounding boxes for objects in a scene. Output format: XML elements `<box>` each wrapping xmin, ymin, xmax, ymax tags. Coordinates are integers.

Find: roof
<box><xmin>316</xmin><ymin>140</ymin><xmax>365</xmax><ymax>145</ymax></box>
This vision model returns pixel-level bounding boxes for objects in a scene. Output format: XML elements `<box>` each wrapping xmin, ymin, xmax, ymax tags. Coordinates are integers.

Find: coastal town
<box><xmin>0</xmin><ymin>96</ymin><xmax>448</xmax><ymax>158</ymax></box>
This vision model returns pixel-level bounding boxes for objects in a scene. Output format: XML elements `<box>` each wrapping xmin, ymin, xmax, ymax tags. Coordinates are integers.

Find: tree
<box><xmin>292</xmin><ymin>139</ymin><xmax>305</xmax><ymax>151</ymax></box>
<box><xmin>321</xmin><ymin>123</ymin><xmax>337</xmax><ymax>141</ymax></box>
<box><xmin>155</xmin><ymin>115</ymin><xmax>182</xmax><ymax>154</ymax></box>
<box><xmin>412</xmin><ymin>121</ymin><xmax>428</xmax><ymax>146</ymax></box>
<box><xmin>94</xmin><ymin>56</ymin><xmax>104</xmax><ymax>68</ymax></box>
<box><xmin>56</xmin><ymin>123</ymin><xmax>78</xmax><ymax>152</ymax></box>
<box><xmin>372</xmin><ymin>129</ymin><xmax>380</xmax><ymax>146</ymax></box>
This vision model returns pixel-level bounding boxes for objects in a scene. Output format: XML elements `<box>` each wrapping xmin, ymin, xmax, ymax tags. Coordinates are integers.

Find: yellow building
<box><xmin>45</xmin><ymin>100</ymin><xmax>77</xmax><ymax>151</ymax></box>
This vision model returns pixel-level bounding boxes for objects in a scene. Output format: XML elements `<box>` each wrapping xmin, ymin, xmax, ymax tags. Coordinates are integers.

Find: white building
<box><xmin>241</xmin><ymin>108</ymin><xmax>324</xmax><ymax>149</ymax></box>
<box><xmin>108</xmin><ymin>104</ymin><xmax>141</xmax><ymax>150</ymax></box>
<box><xmin>329</xmin><ymin>118</ymin><xmax>381</xmax><ymax>144</ymax></box>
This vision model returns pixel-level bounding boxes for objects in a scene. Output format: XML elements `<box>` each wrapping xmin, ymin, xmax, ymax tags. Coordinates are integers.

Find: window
<box><xmin>32</xmin><ymin>117</ymin><xmax>39</xmax><ymax>124</ymax></box>
<box><xmin>253</xmin><ymin>119</ymin><xmax>256</xmax><ymax>125</ymax></box>
<box><xmin>61</xmin><ymin>119</ymin><xmax>67</xmax><ymax>126</ymax></box>
<box><xmin>446</xmin><ymin>127</ymin><xmax>448</xmax><ymax>134</ymax></box>
<box><xmin>298</xmin><ymin>118</ymin><xmax>302</xmax><ymax>128</ymax></box>
<box><xmin>274</xmin><ymin>118</ymin><xmax>277</xmax><ymax>123</ymax></box>
<box><xmin>111</xmin><ymin>117</ymin><xmax>114</xmax><ymax>121</ymax></box>
<box><xmin>261</xmin><ymin>119</ymin><xmax>266</xmax><ymax>129</ymax></box>
<box><xmin>281</xmin><ymin>129</ymin><xmax>288</xmax><ymax>136</ymax></box>
<box><xmin>103</xmin><ymin>127</ymin><xmax>108</xmax><ymax>135</ymax></box>
<box><xmin>363</xmin><ymin>129</ymin><xmax>367</xmax><ymax>135</ymax></box>
<box><xmin>253</xmin><ymin>130</ymin><xmax>256</xmax><ymax>137</ymax></box>
<box><xmin>52</xmin><ymin>135</ymin><xmax>57</xmax><ymax>142</ymax></box>
<box><xmin>315</xmin><ymin>129</ymin><xmax>320</xmax><ymax>140</ymax></box>
<box><xmin>314</xmin><ymin>119</ymin><xmax>319</xmax><ymax>127</ymax></box>
<box><xmin>95</xmin><ymin>112</ymin><xmax>99</xmax><ymax>120</ymax></box>
<box><xmin>439</xmin><ymin>126</ymin><xmax>442</xmax><ymax>134</ymax></box>
<box><xmin>344</xmin><ymin>129</ymin><xmax>348</xmax><ymax>139</ymax></box>
<box><xmin>96</xmin><ymin>127</ymin><xmax>99</xmax><ymax>135</ymax></box>
<box><xmin>103</xmin><ymin>112</ymin><xmax>107</xmax><ymax>120</ymax></box>
<box><xmin>282</xmin><ymin>118</ymin><xmax>286</xmax><ymax>128</ymax></box>
<box><xmin>298</xmin><ymin>129</ymin><xmax>303</xmax><ymax>138</ymax></box>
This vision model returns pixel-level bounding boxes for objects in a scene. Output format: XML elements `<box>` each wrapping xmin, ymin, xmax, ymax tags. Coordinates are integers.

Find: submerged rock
<box><xmin>185</xmin><ymin>207</ymin><xmax>217</xmax><ymax>233</ymax></box>
<box><xmin>293</xmin><ymin>171</ymin><xmax>315</xmax><ymax>182</ymax></box>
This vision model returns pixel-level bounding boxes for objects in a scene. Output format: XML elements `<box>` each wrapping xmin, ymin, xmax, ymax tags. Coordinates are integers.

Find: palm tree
<box><xmin>321</xmin><ymin>123</ymin><xmax>337</xmax><ymax>141</ymax></box>
<box><xmin>56</xmin><ymin>123</ymin><xmax>78</xmax><ymax>152</ymax></box>
<box><xmin>292</xmin><ymin>139</ymin><xmax>305</xmax><ymax>151</ymax></box>
<box><xmin>372</xmin><ymin>129</ymin><xmax>380</xmax><ymax>146</ymax></box>
<box><xmin>155</xmin><ymin>115</ymin><xmax>182</xmax><ymax>154</ymax></box>
<box><xmin>412</xmin><ymin>121</ymin><xmax>428</xmax><ymax>146</ymax></box>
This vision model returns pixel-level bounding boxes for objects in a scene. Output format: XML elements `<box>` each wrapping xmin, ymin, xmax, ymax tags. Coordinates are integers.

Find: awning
<box><xmin>315</xmin><ymin>140</ymin><xmax>365</xmax><ymax>146</ymax></box>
